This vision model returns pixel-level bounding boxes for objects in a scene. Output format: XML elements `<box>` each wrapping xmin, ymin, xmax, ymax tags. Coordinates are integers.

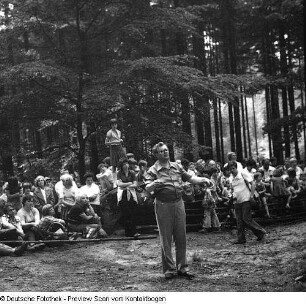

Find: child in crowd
<box><xmin>22</xmin><ymin>182</ymin><xmax>34</xmax><ymax>196</ymax></box>
<box><xmin>96</xmin><ymin>163</ymin><xmax>114</xmax><ymax>195</ymax></box>
<box><xmin>253</xmin><ymin>172</ymin><xmax>270</xmax><ymax>218</ymax></box>
<box><xmin>270</xmin><ymin>168</ymin><xmax>291</xmax><ymax>209</ymax></box>
<box><xmin>38</xmin><ymin>204</ymin><xmax>67</xmax><ymax>240</ymax></box>
<box><xmin>220</xmin><ymin>166</ymin><xmax>236</xmax><ymax>223</ymax></box>
<box><xmin>299</xmin><ymin>173</ymin><xmax>306</xmax><ymax>191</ymax></box>
<box><xmin>136</xmin><ymin>160</ymin><xmax>152</xmax><ymax>205</ymax></box>
<box><xmin>286</xmin><ymin>168</ymin><xmax>301</xmax><ymax>205</ymax></box>
<box><xmin>136</xmin><ymin>160</ymin><xmax>148</xmax><ymax>189</ymax></box>
<box><xmin>188</xmin><ymin>162</ymin><xmax>196</xmax><ymax>176</ymax></box>
<box><xmin>128</xmin><ymin>158</ymin><xmax>139</xmax><ymax>173</ymax></box>
<box><xmin>199</xmin><ymin>168</ymin><xmax>221</xmax><ymax>233</ymax></box>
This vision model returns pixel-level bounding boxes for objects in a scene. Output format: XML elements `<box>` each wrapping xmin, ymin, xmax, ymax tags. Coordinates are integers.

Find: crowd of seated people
<box><xmin>1</xmin><ymin>151</ymin><xmax>305</xmax><ymax>256</ymax></box>
<box><xmin>173</xmin><ymin>153</ymin><xmax>306</xmax><ymax>232</ymax></box>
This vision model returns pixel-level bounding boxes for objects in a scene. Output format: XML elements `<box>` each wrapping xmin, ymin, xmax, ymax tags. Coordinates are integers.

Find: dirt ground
<box><xmin>1</xmin><ymin>221</ymin><xmax>306</xmax><ymax>292</ymax></box>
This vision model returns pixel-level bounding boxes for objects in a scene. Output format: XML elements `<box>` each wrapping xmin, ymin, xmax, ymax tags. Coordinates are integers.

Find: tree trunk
<box><xmin>264</xmin><ymin>87</ymin><xmax>272</xmax><ymax>158</ymax></box>
<box><xmin>35</xmin><ymin>130</ymin><xmax>43</xmax><ymax>158</ymax></box>
<box><xmin>174</xmin><ymin>13</ymin><xmax>192</xmax><ymax>159</ymax></box>
<box><xmin>1</xmin><ymin>155</ymin><xmax>14</xmax><ymax>178</ymax></box>
<box><xmin>279</xmin><ymin>21</ymin><xmax>290</xmax><ymax>157</ymax></box>
<box><xmin>89</xmin><ymin>123</ymin><xmax>99</xmax><ymax>175</ymax></box>
<box><xmin>192</xmin><ymin>20</ymin><xmax>206</xmax><ymax>152</ymax></box>
<box><xmin>244</xmin><ymin>94</ymin><xmax>252</xmax><ymax>158</ymax></box>
<box><xmin>270</xmin><ymin>85</ymin><xmax>283</xmax><ymax>163</ymax></box>
<box><xmin>269</xmin><ymin>27</ymin><xmax>284</xmax><ymax>163</ymax></box>
<box><xmin>262</xmin><ymin>19</ymin><xmax>282</xmax><ymax>161</ymax></box>
<box><xmin>76</xmin><ymin>73</ymin><xmax>86</xmax><ymax>183</ymax></box>
<box><xmin>213</xmin><ymin>99</ymin><xmax>221</xmax><ymax>162</ymax></box>
<box><xmin>203</xmin><ymin>100</ymin><xmax>213</xmax><ymax>159</ymax></box>
<box><xmin>227</xmin><ymin>0</ymin><xmax>242</xmax><ymax>161</ymax></box>
<box><xmin>240</xmin><ymin>87</ymin><xmax>247</xmax><ymax>158</ymax></box>
<box><xmin>287</xmin><ymin>33</ymin><xmax>300</xmax><ymax>160</ymax></box>
<box><xmin>218</xmin><ymin>99</ymin><xmax>225</xmax><ymax>163</ymax></box>
<box><xmin>228</xmin><ymin>104</ymin><xmax>235</xmax><ymax>151</ymax></box>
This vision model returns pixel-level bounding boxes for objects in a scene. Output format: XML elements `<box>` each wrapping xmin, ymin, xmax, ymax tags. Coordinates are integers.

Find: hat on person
<box><xmin>44</xmin><ymin>177</ymin><xmax>51</xmax><ymax>181</ymax></box>
<box><xmin>110</xmin><ymin>118</ymin><xmax>117</xmax><ymax>124</ymax></box>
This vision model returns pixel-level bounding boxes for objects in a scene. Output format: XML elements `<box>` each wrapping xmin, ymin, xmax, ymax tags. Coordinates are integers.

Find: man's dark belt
<box><xmin>156</xmin><ymin>197</ymin><xmax>182</xmax><ymax>204</ymax></box>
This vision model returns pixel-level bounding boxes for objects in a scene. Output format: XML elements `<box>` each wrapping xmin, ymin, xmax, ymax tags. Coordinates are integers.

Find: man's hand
<box><xmin>153</xmin><ymin>180</ymin><xmax>163</xmax><ymax>188</ymax></box>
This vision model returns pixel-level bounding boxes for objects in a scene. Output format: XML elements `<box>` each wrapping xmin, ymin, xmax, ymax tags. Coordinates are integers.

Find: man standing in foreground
<box><xmin>227</xmin><ymin>161</ymin><xmax>266</xmax><ymax>244</ymax></box>
<box><xmin>145</xmin><ymin>142</ymin><xmax>212</xmax><ymax>280</ymax></box>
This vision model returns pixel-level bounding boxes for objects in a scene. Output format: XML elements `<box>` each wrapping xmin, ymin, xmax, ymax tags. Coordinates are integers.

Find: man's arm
<box><xmin>105</xmin><ymin>130</ymin><xmax>111</xmax><ymax>146</ymax></box>
<box><xmin>34</xmin><ymin>208</ymin><xmax>40</xmax><ymax>226</ymax></box>
<box><xmin>250</xmin><ymin>181</ymin><xmax>256</xmax><ymax>199</ymax></box>
<box><xmin>189</xmin><ymin>175</ymin><xmax>213</xmax><ymax>187</ymax></box>
<box><xmin>79</xmin><ymin>212</ymin><xmax>94</xmax><ymax>222</ymax></box>
<box><xmin>117</xmin><ymin>179</ymin><xmax>134</xmax><ymax>188</ymax></box>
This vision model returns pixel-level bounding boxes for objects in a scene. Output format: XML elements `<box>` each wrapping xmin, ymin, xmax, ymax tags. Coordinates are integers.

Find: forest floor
<box><xmin>1</xmin><ymin>221</ymin><xmax>306</xmax><ymax>292</ymax></box>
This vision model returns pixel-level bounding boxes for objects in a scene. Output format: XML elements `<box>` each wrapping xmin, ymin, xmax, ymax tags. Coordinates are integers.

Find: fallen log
<box><xmin>2</xmin><ymin>235</ymin><xmax>157</xmax><ymax>245</ymax></box>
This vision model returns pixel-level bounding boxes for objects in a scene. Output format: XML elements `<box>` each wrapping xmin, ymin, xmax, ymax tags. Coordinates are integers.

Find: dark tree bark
<box><xmin>89</xmin><ymin>123</ymin><xmax>99</xmax><ymax>175</ymax></box>
<box><xmin>192</xmin><ymin>20</ymin><xmax>206</xmax><ymax>150</ymax></box>
<box><xmin>35</xmin><ymin>130</ymin><xmax>43</xmax><ymax>159</ymax></box>
<box><xmin>1</xmin><ymin>3</ymin><xmax>16</xmax><ymax>176</ymax></box>
<box><xmin>213</xmin><ymin>99</ymin><xmax>221</xmax><ymax>162</ymax></box>
<box><xmin>218</xmin><ymin>99</ymin><xmax>225</xmax><ymax>163</ymax></box>
<box><xmin>279</xmin><ymin>21</ymin><xmax>290</xmax><ymax>157</ymax></box>
<box><xmin>220</xmin><ymin>0</ymin><xmax>237</xmax><ymax>154</ymax></box>
<box><xmin>262</xmin><ymin>18</ymin><xmax>283</xmax><ymax>162</ymax></box>
<box><xmin>173</xmin><ymin>3</ymin><xmax>193</xmax><ymax>160</ymax></box>
<box><xmin>244</xmin><ymin>94</ymin><xmax>252</xmax><ymax>158</ymax></box>
<box><xmin>287</xmin><ymin>34</ymin><xmax>300</xmax><ymax>160</ymax></box>
<box><xmin>240</xmin><ymin>87</ymin><xmax>247</xmax><ymax>158</ymax></box>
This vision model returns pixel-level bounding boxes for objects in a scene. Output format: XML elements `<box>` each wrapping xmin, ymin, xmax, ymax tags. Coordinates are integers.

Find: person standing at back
<box><xmin>105</xmin><ymin>118</ymin><xmax>126</xmax><ymax>183</ymax></box>
<box><xmin>145</xmin><ymin>142</ymin><xmax>212</xmax><ymax>280</ymax></box>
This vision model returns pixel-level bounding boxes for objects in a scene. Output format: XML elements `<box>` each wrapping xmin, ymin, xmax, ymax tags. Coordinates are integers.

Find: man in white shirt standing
<box><xmin>79</xmin><ymin>172</ymin><xmax>101</xmax><ymax>216</ymax></box>
<box><xmin>228</xmin><ymin>161</ymin><xmax>266</xmax><ymax>245</ymax></box>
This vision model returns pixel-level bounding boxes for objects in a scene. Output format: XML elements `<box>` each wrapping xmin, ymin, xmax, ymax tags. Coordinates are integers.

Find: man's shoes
<box><xmin>14</xmin><ymin>242</ymin><xmax>28</xmax><ymax>256</ymax></box>
<box><xmin>198</xmin><ymin>229</ymin><xmax>209</xmax><ymax>234</ymax></box>
<box><xmin>177</xmin><ymin>271</ymin><xmax>195</xmax><ymax>280</ymax></box>
<box><xmin>164</xmin><ymin>273</ymin><xmax>175</xmax><ymax>280</ymax></box>
<box><xmin>233</xmin><ymin>240</ymin><xmax>246</xmax><ymax>245</ymax></box>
